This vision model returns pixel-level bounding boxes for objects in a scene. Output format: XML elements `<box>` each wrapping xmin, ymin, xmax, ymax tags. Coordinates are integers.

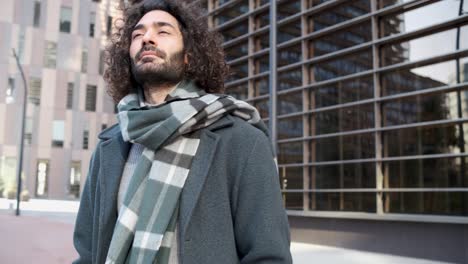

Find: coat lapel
<box><xmin>179</xmin><ymin>116</ymin><xmax>234</xmax><ymax>235</ymax></box>
<box><xmin>96</xmin><ymin>126</ymin><xmax>130</xmax><ymax>263</ymax></box>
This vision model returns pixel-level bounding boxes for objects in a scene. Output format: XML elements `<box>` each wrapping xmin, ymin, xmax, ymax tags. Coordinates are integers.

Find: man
<box><xmin>73</xmin><ymin>0</ymin><xmax>292</xmax><ymax>263</ymax></box>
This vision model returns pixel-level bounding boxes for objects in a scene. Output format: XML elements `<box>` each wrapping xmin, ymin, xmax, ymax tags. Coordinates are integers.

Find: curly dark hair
<box><xmin>104</xmin><ymin>0</ymin><xmax>229</xmax><ymax>103</ymax></box>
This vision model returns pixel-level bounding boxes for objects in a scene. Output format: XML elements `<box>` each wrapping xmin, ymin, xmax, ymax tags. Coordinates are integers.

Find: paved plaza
<box><xmin>0</xmin><ymin>199</ymin><xmax>452</xmax><ymax>264</ymax></box>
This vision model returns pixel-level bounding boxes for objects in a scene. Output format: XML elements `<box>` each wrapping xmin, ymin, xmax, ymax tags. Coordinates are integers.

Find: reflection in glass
<box><xmin>278</xmin><ymin>142</ymin><xmax>303</xmax><ymax>164</ymax></box>
<box><xmin>253</xmin><ymin>55</ymin><xmax>269</xmax><ymax>74</ymax></box>
<box><xmin>280</xmin><ymin>167</ymin><xmax>303</xmax><ymax>189</ymax></box>
<box><xmin>381</xmin><ymin>27</ymin><xmax>467</xmax><ymax>66</ymax></box>
<box><xmin>306</xmin><ymin>0</ymin><xmax>370</xmax><ymax>33</ymax></box>
<box><xmin>383</xmin><ymin>91</ymin><xmax>463</xmax><ymax>126</ymax></box>
<box><xmin>278</xmin><ymin>19</ymin><xmax>301</xmax><ymax>44</ymax></box>
<box><xmin>278</xmin><ymin>44</ymin><xmax>302</xmax><ymax>67</ymax></box>
<box><xmin>312</xmin><ymin>132</ymin><xmax>375</xmax><ymax>162</ymax></box>
<box><xmin>278</xmin><ymin>91</ymin><xmax>302</xmax><ymax>115</ymax></box>
<box><xmin>385</xmin><ymin>192</ymin><xmax>468</xmax><ymax>216</ymax></box>
<box><xmin>221</xmin><ymin>22</ymin><xmax>248</xmax><ymax>41</ymax></box>
<box><xmin>253</xmin><ymin>77</ymin><xmax>269</xmax><ymax>96</ymax></box>
<box><xmin>313</xmin><ymin>162</ymin><xmax>376</xmax><ymax>188</ymax></box>
<box><xmin>383</xmin><ymin>123</ymin><xmax>464</xmax><ymax>157</ymax></box>
<box><xmin>254</xmin><ymin>11</ymin><xmax>269</xmax><ymax>30</ymax></box>
<box><xmin>380</xmin><ymin>1</ymin><xmax>461</xmax><ymax>37</ymax></box>
<box><xmin>284</xmin><ymin>193</ymin><xmax>303</xmax><ymax>210</ymax></box>
<box><xmin>227</xmin><ymin>63</ymin><xmax>248</xmax><ymax>82</ymax></box>
<box><xmin>382</xmin><ymin>60</ymin><xmax>457</xmax><ymax>96</ymax></box>
<box><xmin>278</xmin><ymin>1</ymin><xmax>301</xmax><ymax>20</ymax></box>
<box><xmin>312</xmin><ymin>49</ymin><xmax>373</xmax><ymax>82</ymax></box>
<box><xmin>314</xmin><ymin>192</ymin><xmax>376</xmax><ymax>212</ymax></box>
<box><xmin>279</xmin><ymin>68</ymin><xmax>302</xmax><ymax>91</ymax></box>
<box><xmin>253</xmin><ymin>32</ymin><xmax>269</xmax><ymax>51</ymax></box>
<box><xmin>384</xmin><ymin>157</ymin><xmax>468</xmax><ymax>188</ymax></box>
<box><xmin>309</xmin><ymin>22</ymin><xmax>372</xmax><ymax>57</ymax></box>
<box><xmin>214</xmin><ymin>1</ymin><xmax>249</xmax><ymax>26</ymax></box>
<box><xmin>226</xmin><ymin>83</ymin><xmax>248</xmax><ymax>100</ymax></box>
<box><xmin>278</xmin><ymin>116</ymin><xmax>303</xmax><ymax>139</ymax></box>
<box><xmin>225</xmin><ymin>42</ymin><xmax>248</xmax><ymax>61</ymax></box>
<box><xmin>309</xmin><ymin>77</ymin><xmax>373</xmax><ymax>108</ymax></box>
<box><xmin>314</xmin><ymin>103</ymin><xmax>374</xmax><ymax>135</ymax></box>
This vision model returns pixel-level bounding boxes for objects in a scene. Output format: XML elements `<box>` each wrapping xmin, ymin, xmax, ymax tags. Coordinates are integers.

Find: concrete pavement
<box><xmin>0</xmin><ymin>199</ymin><xmax>453</xmax><ymax>263</ymax></box>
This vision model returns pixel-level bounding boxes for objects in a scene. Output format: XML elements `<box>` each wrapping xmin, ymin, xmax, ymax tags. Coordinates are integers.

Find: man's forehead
<box><xmin>134</xmin><ymin>10</ymin><xmax>180</xmax><ymax>30</ymax></box>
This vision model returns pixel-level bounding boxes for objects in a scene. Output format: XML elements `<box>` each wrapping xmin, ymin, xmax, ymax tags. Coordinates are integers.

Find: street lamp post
<box><xmin>11</xmin><ymin>48</ymin><xmax>28</xmax><ymax>216</ymax></box>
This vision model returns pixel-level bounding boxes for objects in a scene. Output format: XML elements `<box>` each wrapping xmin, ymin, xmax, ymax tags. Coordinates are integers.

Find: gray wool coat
<box><xmin>72</xmin><ymin>115</ymin><xmax>292</xmax><ymax>264</ymax></box>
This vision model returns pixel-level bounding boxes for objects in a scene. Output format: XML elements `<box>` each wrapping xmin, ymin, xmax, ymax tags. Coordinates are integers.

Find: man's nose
<box><xmin>142</xmin><ymin>30</ymin><xmax>156</xmax><ymax>46</ymax></box>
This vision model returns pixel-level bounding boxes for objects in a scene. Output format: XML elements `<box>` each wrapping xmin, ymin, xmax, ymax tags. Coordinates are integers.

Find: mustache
<box><xmin>135</xmin><ymin>45</ymin><xmax>167</xmax><ymax>60</ymax></box>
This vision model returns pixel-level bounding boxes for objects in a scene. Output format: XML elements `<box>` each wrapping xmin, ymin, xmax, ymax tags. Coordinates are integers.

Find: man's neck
<box><xmin>143</xmin><ymin>82</ymin><xmax>179</xmax><ymax>105</ymax></box>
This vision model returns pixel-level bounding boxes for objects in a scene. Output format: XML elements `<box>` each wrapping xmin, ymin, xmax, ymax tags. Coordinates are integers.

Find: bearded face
<box><xmin>129</xmin><ymin>10</ymin><xmax>187</xmax><ymax>88</ymax></box>
<box><xmin>131</xmin><ymin>44</ymin><xmax>185</xmax><ymax>87</ymax></box>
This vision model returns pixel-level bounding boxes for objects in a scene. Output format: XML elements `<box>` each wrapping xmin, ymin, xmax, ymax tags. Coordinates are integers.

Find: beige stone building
<box><xmin>0</xmin><ymin>0</ymin><xmax>121</xmax><ymax>200</ymax></box>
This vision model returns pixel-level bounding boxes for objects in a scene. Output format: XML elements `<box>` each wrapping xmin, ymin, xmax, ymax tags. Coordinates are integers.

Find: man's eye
<box><xmin>132</xmin><ymin>33</ymin><xmax>142</xmax><ymax>39</ymax></box>
<box><xmin>159</xmin><ymin>31</ymin><xmax>169</xmax><ymax>35</ymax></box>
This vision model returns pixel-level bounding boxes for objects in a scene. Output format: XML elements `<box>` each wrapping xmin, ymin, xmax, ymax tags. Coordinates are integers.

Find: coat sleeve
<box><xmin>73</xmin><ymin>145</ymin><xmax>101</xmax><ymax>264</ymax></box>
<box><xmin>233</xmin><ymin>133</ymin><xmax>293</xmax><ymax>264</ymax></box>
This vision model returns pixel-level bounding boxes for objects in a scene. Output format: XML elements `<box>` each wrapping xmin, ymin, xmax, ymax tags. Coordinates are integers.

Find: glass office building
<box><xmin>195</xmin><ymin>0</ymin><xmax>468</xmax><ymax>262</ymax></box>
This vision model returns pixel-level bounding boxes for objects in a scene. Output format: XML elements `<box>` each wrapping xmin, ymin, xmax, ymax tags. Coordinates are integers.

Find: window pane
<box><xmin>385</xmin><ymin>192</ymin><xmax>468</xmax><ymax>216</ymax></box>
<box><xmin>383</xmin><ymin>123</ymin><xmax>467</xmax><ymax>157</ymax></box>
<box><xmin>52</xmin><ymin>120</ymin><xmax>64</xmax><ymax>147</ymax></box>
<box><xmin>278</xmin><ymin>44</ymin><xmax>302</xmax><ymax>67</ymax></box>
<box><xmin>226</xmin><ymin>82</ymin><xmax>248</xmax><ymax>100</ymax></box>
<box><xmin>33</xmin><ymin>1</ymin><xmax>41</xmax><ymax>27</ymax></box>
<box><xmin>278</xmin><ymin>19</ymin><xmax>301</xmax><ymax>44</ymax></box>
<box><xmin>381</xmin><ymin>60</ymin><xmax>460</xmax><ymax>96</ymax></box>
<box><xmin>253</xmin><ymin>76</ymin><xmax>269</xmax><ymax>96</ymax></box>
<box><xmin>312</xmin><ymin>133</ymin><xmax>375</xmax><ymax>162</ymax></box>
<box><xmin>89</xmin><ymin>12</ymin><xmax>95</xmax><ymax>37</ymax></box>
<box><xmin>225</xmin><ymin>42</ymin><xmax>248</xmax><ymax>61</ymax></box>
<box><xmin>278</xmin><ymin>91</ymin><xmax>302</xmax><ymax>115</ymax></box>
<box><xmin>36</xmin><ymin>160</ymin><xmax>49</xmax><ymax>197</ymax></box>
<box><xmin>44</xmin><ymin>41</ymin><xmax>57</xmax><ymax>68</ymax></box>
<box><xmin>278</xmin><ymin>116</ymin><xmax>303</xmax><ymax>139</ymax></box>
<box><xmin>85</xmin><ymin>85</ymin><xmax>97</xmax><ymax>112</ymax></box>
<box><xmin>279</xmin><ymin>68</ymin><xmax>302</xmax><ymax>91</ymax></box>
<box><xmin>314</xmin><ymin>103</ymin><xmax>374</xmax><ymax>135</ymax></box>
<box><xmin>29</xmin><ymin>77</ymin><xmax>41</xmax><ymax>105</ymax></box>
<box><xmin>314</xmin><ymin>192</ymin><xmax>376</xmax><ymax>212</ymax></box>
<box><xmin>253</xmin><ymin>55</ymin><xmax>269</xmax><ymax>74</ymax></box>
<box><xmin>312</xmin><ymin>49</ymin><xmax>373</xmax><ymax>82</ymax></box>
<box><xmin>280</xmin><ymin>167</ymin><xmax>303</xmax><ymax>190</ymax></box>
<box><xmin>227</xmin><ymin>63</ymin><xmax>248</xmax><ymax>82</ymax></box>
<box><xmin>382</xmin><ymin>91</ymin><xmax>464</xmax><ymax>126</ymax></box>
<box><xmin>284</xmin><ymin>193</ymin><xmax>303</xmax><ymax>210</ymax></box>
<box><xmin>253</xmin><ymin>32</ymin><xmax>269</xmax><ymax>51</ymax></box>
<box><xmin>278</xmin><ymin>141</ymin><xmax>303</xmax><ymax>164</ymax></box>
<box><xmin>69</xmin><ymin>161</ymin><xmax>81</xmax><ymax>198</ymax></box>
<box><xmin>59</xmin><ymin>6</ymin><xmax>72</xmax><ymax>33</ymax></box>
<box><xmin>278</xmin><ymin>1</ymin><xmax>301</xmax><ymax>20</ymax></box>
<box><xmin>309</xmin><ymin>21</ymin><xmax>372</xmax><ymax>57</ymax></box>
<box><xmin>220</xmin><ymin>22</ymin><xmax>248</xmax><ymax>42</ymax></box>
<box><xmin>253</xmin><ymin>10</ymin><xmax>269</xmax><ymax>30</ymax></box>
<box><xmin>67</xmin><ymin>82</ymin><xmax>74</xmax><ymax>109</ymax></box>
<box><xmin>306</xmin><ymin>0</ymin><xmax>370</xmax><ymax>33</ymax></box>
<box><xmin>380</xmin><ymin>1</ymin><xmax>461</xmax><ymax>38</ymax></box>
<box><xmin>312</xmin><ymin>162</ymin><xmax>376</xmax><ymax>188</ymax></box>
<box><xmin>308</xmin><ymin>76</ymin><xmax>373</xmax><ymax>108</ymax></box>
<box><xmin>384</xmin><ymin>157</ymin><xmax>468</xmax><ymax>188</ymax></box>
<box><xmin>381</xmin><ymin>27</ymin><xmax>468</xmax><ymax>66</ymax></box>
<box><xmin>214</xmin><ymin>1</ymin><xmax>248</xmax><ymax>26</ymax></box>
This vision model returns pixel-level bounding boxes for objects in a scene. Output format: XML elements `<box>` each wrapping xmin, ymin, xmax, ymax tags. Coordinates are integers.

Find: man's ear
<box><xmin>184</xmin><ymin>53</ymin><xmax>189</xmax><ymax>65</ymax></box>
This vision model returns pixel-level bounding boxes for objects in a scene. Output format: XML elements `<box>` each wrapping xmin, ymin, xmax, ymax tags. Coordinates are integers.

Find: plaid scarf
<box><xmin>105</xmin><ymin>80</ymin><xmax>267</xmax><ymax>264</ymax></box>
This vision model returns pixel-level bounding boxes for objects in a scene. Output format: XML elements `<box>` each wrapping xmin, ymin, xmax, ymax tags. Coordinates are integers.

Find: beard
<box><xmin>131</xmin><ymin>45</ymin><xmax>185</xmax><ymax>88</ymax></box>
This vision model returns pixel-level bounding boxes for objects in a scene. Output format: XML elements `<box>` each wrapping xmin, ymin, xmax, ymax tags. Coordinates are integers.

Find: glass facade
<box><xmin>200</xmin><ymin>0</ymin><xmax>468</xmax><ymax>219</ymax></box>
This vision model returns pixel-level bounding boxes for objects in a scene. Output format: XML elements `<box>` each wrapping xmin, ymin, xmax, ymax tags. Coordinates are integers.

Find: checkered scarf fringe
<box><xmin>105</xmin><ymin>80</ymin><xmax>267</xmax><ymax>264</ymax></box>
